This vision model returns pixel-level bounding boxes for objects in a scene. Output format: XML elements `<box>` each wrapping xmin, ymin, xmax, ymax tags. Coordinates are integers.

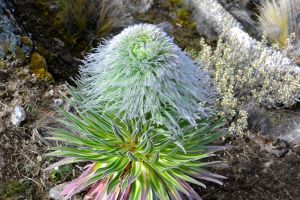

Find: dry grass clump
<box><xmin>37</xmin><ymin>0</ymin><xmax>132</xmax><ymax>47</ymax></box>
<box><xmin>197</xmin><ymin>37</ymin><xmax>300</xmax><ymax>134</ymax></box>
<box><xmin>258</xmin><ymin>0</ymin><xmax>300</xmax><ymax>48</ymax></box>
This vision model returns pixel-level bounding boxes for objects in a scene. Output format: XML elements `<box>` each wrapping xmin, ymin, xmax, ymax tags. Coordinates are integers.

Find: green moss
<box><xmin>49</xmin><ymin>165</ymin><xmax>73</xmax><ymax>183</ymax></box>
<box><xmin>21</xmin><ymin>36</ymin><xmax>33</xmax><ymax>46</ymax></box>
<box><xmin>29</xmin><ymin>52</ymin><xmax>54</xmax><ymax>82</ymax></box>
<box><xmin>173</xmin><ymin>7</ymin><xmax>196</xmax><ymax>30</ymax></box>
<box><xmin>15</xmin><ymin>46</ymin><xmax>26</xmax><ymax>64</ymax></box>
<box><xmin>0</xmin><ymin>59</ymin><xmax>5</xmax><ymax>69</ymax></box>
<box><xmin>2</xmin><ymin>181</ymin><xmax>28</xmax><ymax>198</ymax></box>
<box><xmin>2</xmin><ymin>41</ymin><xmax>10</xmax><ymax>55</ymax></box>
<box><xmin>170</xmin><ymin>0</ymin><xmax>183</xmax><ymax>5</ymax></box>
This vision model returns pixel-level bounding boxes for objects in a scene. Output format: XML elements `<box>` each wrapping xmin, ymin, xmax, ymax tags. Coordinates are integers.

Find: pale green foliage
<box><xmin>77</xmin><ymin>24</ymin><xmax>216</xmax><ymax>133</ymax></box>
<box><xmin>198</xmin><ymin>37</ymin><xmax>300</xmax><ymax>134</ymax></box>
<box><xmin>258</xmin><ymin>0</ymin><xmax>300</xmax><ymax>48</ymax></box>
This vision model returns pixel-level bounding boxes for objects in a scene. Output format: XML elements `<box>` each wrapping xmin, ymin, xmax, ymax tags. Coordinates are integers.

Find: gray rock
<box><xmin>48</xmin><ymin>182</ymin><xmax>69</xmax><ymax>200</ymax></box>
<box><xmin>54</xmin><ymin>98</ymin><xmax>64</xmax><ymax>106</ymax></box>
<box><xmin>245</xmin><ymin>103</ymin><xmax>273</xmax><ymax>135</ymax></box>
<box><xmin>124</xmin><ymin>0</ymin><xmax>153</xmax><ymax>14</ymax></box>
<box><xmin>157</xmin><ymin>22</ymin><xmax>173</xmax><ymax>35</ymax></box>
<box><xmin>11</xmin><ymin>106</ymin><xmax>26</xmax><ymax>127</ymax></box>
<box><xmin>0</xmin><ymin>0</ymin><xmax>32</xmax><ymax>60</ymax></box>
<box><xmin>53</xmin><ymin>37</ymin><xmax>65</xmax><ymax>47</ymax></box>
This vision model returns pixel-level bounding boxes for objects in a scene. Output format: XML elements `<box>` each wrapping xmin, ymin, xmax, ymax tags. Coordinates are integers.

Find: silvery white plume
<box><xmin>73</xmin><ymin>24</ymin><xmax>216</xmax><ymax>132</ymax></box>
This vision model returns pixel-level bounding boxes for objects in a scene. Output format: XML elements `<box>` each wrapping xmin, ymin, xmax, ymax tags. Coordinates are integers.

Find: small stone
<box><xmin>37</xmin><ymin>155</ymin><xmax>42</xmax><ymax>162</ymax></box>
<box><xmin>11</xmin><ymin>106</ymin><xmax>26</xmax><ymax>127</ymax></box>
<box><xmin>48</xmin><ymin>89</ymin><xmax>54</xmax><ymax>96</ymax></box>
<box><xmin>263</xmin><ymin>161</ymin><xmax>273</xmax><ymax>168</ymax></box>
<box><xmin>157</xmin><ymin>22</ymin><xmax>173</xmax><ymax>35</ymax></box>
<box><xmin>48</xmin><ymin>182</ymin><xmax>69</xmax><ymax>200</ymax></box>
<box><xmin>54</xmin><ymin>98</ymin><xmax>64</xmax><ymax>106</ymax></box>
<box><xmin>125</xmin><ymin>0</ymin><xmax>153</xmax><ymax>14</ymax></box>
<box><xmin>53</xmin><ymin>37</ymin><xmax>65</xmax><ymax>47</ymax></box>
<box><xmin>49</xmin><ymin>4</ymin><xmax>59</xmax><ymax>13</ymax></box>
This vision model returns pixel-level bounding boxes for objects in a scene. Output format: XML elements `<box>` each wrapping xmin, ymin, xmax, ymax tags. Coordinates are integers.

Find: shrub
<box><xmin>75</xmin><ymin>24</ymin><xmax>216</xmax><ymax>133</ymax></box>
<box><xmin>198</xmin><ymin>37</ymin><xmax>300</xmax><ymax>134</ymax></box>
<box><xmin>258</xmin><ymin>0</ymin><xmax>300</xmax><ymax>48</ymax></box>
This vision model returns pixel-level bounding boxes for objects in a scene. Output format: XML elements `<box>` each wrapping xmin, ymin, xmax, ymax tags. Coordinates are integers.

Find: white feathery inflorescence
<box><xmin>74</xmin><ymin>24</ymin><xmax>216</xmax><ymax>132</ymax></box>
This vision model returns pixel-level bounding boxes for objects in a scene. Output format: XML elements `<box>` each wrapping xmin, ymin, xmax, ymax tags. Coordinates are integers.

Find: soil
<box><xmin>201</xmin><ymin>136</ymin><xmax>300</xmax><ymax>200</ymax></box>
<box><xmin>0</xmin><ymin>0</ymin><xmax>300</xmax><ymax>200</ymax></box>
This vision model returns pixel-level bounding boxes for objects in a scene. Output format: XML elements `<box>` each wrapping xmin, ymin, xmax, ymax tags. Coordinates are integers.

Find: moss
<box><xmin>36</xmin><ymin>44</ymin><xmax>51</xmax><ymax>60</ymax></box>
<box><xmin>29</xmin><ymin>52</ymin><xmax>54</xmax><ymax>82</ymax></box>
<box><xmin>15</xmin><ymin>46</ymin><xmax>26</xmax><ymax>64</ymax></box>
<box><xmin>21</xmin><ymin>36</ymin><xmax>33</xmax><ymax>46</ymax></box>
<box><xmin>170</xmin><ymin>0</ymin><xmax>183</xmax><ymax>5</ymax></box>
<box><xmin>173</xmin><ymin>6</ymin><xmax>196</xmax><ymax>30</ymax></box>
<box><xmin>0</xmin><ymin>59</ymin><xmax>5</xmax><ymax>69</ymax></box>
<box><xmin>49</xmin><ymin>165</ymin><xmax>73</xmax><ymax>183</ymax></box>
<box><xmin>2</xmin><ymin>181</ymin><xmax>28</xmax><ymax>198</ymax></box>
<box><xmin>29</xmin><ymin>52</ymin><xmax>47</xmax><ymax>70</ymax></box>
<box><xmin>2</xmin><ymin>41</ymin><xmax>10</xmax><ymax>55</ymax></box>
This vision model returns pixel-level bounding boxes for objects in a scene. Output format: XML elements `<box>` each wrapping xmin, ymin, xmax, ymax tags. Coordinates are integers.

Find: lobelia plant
<box><xmin>45</xmin><ymin>103</ymin><xmax>226</xmax><ymax>199</ymax></box>
<box><xmin>76</xmin><ymin>24</ymin><xmax>216</xmax><ymax>133</ymax></box>
<box><xmin>45</xmin><ymin>24</ymin><xmax>226</xmax><ymax>199</ymax></box>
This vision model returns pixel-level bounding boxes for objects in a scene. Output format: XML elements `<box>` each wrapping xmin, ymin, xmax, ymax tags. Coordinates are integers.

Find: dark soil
<box><xmin>201</xmin><ymin>136</ymin><xmax>300</xmax><ymax>200</ymax></box>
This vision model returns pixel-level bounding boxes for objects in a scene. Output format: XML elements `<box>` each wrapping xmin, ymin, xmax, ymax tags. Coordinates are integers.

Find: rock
<box><xmin>48</xmin><ymin>182</ymin><xmax>69</xmax><ymax>200</ymax></box>
<box><xmin>124</xmin><ymin>0</ymin><xmax>153</xmax><ymax>14</ymax></box>
<box><xmin>48</xmin><ymin>89</ymin><xmax>54</xmax><ymax>96</ymax></box>
<box><xmin>49</xmin><ymin>4</ymin><xmax>59</xmax><ymax>13</ymax></box>
<box><xmin>184</xmin><ymin>0</ymin><xmax>300</xmax><ymax>75</ymax></box>
<box><xmin>11</xmin><ymin>106</ymin><xmax>26</xmax><ymax>127</ymax></box>
<box><xmin>53</xmin><ymin>37</ymin><xmax>65</xmax><ymax>47</ymax></box>
<box><xmin>157</xmin><ymin>22</ymin><xmax>173</xmax><ymax>35</ymax></box>
<box><xmin>54</xmin><ymin>99</ymin><xmax>64</xmax><ymax>106</ymax></box>
<box><xmin>245</xmin><ymin>104</ymin><xmax>273</xmax><ymax>135</ymax></box>
<box><xmin>0</xmin><ymin>0</ymin><xmax>32</xmax><ymax>60</ymax></box>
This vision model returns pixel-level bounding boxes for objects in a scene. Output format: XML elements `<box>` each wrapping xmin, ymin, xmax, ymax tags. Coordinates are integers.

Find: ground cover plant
<box><xmin>197</xmin><ymin>37</ymin><xmax>300</xmax><ymax>134</ymax></box>
<box><xmin>45</xmin><ymin>24</ymin><xmax>226</xmax><ymax>199</ymax></box>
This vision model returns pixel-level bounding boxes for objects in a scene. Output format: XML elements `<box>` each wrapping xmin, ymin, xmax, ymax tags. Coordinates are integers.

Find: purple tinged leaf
<box><xmin>196</xmin><ymin>175</ymin><xmax>223</xmax><ymax>185</ymax></box>
<box><xmin>84</xmin><ymin>178</ymin><xmax>109</xmax><ymax>200</ymax></box>
<box><xmin>60</xmin><ymin>163</ymin><xmax>95</xmax><ymax>199</ymax></box>
<box><xmin>179</xmin><ymin>180</ymin><xmax>203</xmax><ymax>200</ymax></box>
<box><xmin>119</xmin><ymin>185</ymin><xmax>132</xmax><ymax>200</ymax></box>
<box><xmin>44</xmin><ymin>157</ymin><xmax>78</xmax><ymax>171</ymax></box>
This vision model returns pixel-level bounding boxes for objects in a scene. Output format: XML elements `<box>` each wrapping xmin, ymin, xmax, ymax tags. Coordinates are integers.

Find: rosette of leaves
<box><xmin>76</xmin><ymin>24</ymin><xmax>216</xmax><ymax>132</ymax></box>
<box><xmin>45</xmin><ymin>100</ymin><xmax>226</xmax><ymax>200</ymax></box>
